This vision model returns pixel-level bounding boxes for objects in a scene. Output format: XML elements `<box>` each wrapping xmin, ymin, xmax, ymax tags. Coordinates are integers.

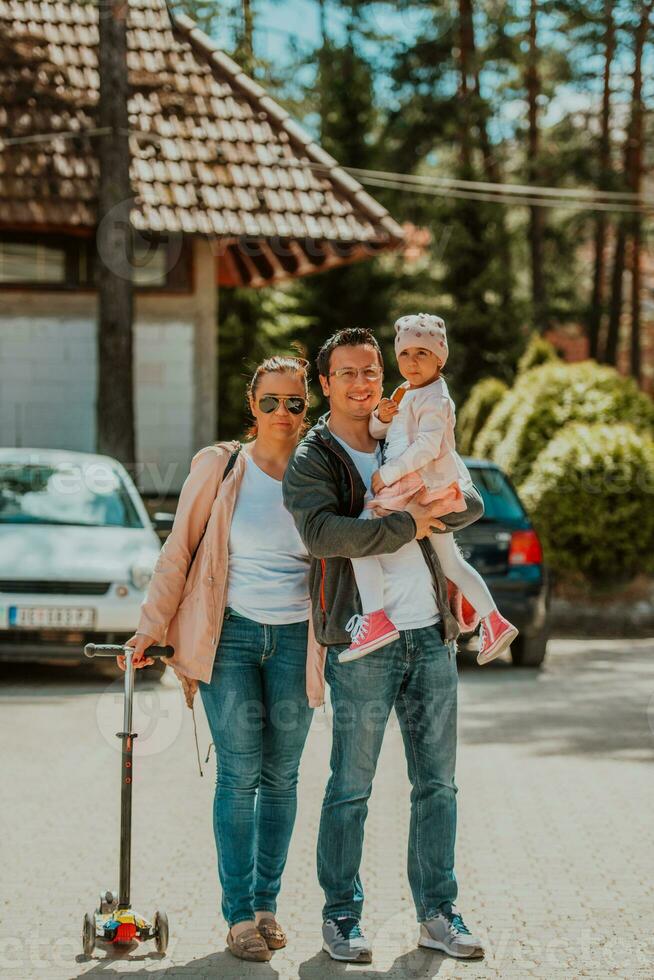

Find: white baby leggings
<box><xmin>351</xmin><ymin>508</ymin><xmax>496</xmax><ymax>619</ymax></box>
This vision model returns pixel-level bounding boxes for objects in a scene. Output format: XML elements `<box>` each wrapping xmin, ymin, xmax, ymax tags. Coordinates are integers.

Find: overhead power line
<box><xmin>346</xmin><ymin>165</ymin><xmax>652</xmax><ymax>204</ymax></box>
<box><xmin>355</xmin><ymin>175</ymin><xmax>653</xmax><ymax>215</ymax></box>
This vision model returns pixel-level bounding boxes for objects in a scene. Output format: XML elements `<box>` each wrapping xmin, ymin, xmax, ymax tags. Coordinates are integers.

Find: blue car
<box><xmin>456</xmin><ymin>459</ymin><xmax>550</xmax><ymax>667</ymax></box>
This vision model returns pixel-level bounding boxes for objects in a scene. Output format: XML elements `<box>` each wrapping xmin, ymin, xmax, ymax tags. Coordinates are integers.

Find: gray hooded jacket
<box><xmin>282</xmin><ymin>414</ymin><xmax>484</xmax><ymax>648</ymax></box>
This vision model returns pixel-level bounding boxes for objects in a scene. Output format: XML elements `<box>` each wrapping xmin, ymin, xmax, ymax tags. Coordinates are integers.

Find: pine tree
<box><xmin>380</xmin><ymin>0</ymin><xmax>524</xmax><ymax>400</ymax></box>
<box><xmin>587</xmin><ymin>0</ymin><xmax>616</xmax><ymax>360</ymax></box>
<box><xmin>604</xmin><ymin>1</ymin><xmax>653</xmax><ymax>370</ymax></box>
<box><xmin>289</xmin><ymin>8</ymin><xmax>400</xmax><ymax>388</ymax></box>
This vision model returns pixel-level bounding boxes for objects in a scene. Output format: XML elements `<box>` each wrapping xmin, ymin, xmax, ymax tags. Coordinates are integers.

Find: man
<box><xmin>283</xmin><ymin>328</ymin><xmax>485</xmax><ymax>963</ymax></box>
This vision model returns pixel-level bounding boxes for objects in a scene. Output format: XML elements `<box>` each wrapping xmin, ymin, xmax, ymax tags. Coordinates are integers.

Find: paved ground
<box><xmin>1</xmin><ymin>638</ymin><xmax>653</xmax><ymax>980</ymax></box>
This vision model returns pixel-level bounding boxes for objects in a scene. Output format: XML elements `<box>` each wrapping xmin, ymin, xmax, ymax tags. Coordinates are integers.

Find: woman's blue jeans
<box><xmin>199</xmin><ymin>608</ymin><xmax>314</xmax><ymax>927</ymax></box>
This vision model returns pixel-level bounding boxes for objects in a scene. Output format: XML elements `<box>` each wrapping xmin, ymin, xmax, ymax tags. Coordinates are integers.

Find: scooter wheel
<box><xmin>82</xmin><ymin>913</ymin><xmax>96</xmax><ymax>955</ymax></box>
<box><xmin>154</xmin><ymin>910</ymin><xmax>168</xmax><ymax>954</ymax></box>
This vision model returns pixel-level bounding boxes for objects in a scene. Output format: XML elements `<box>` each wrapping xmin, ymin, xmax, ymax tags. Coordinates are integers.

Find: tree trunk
<box><xmin>461</xmin><ymin>0</ymin><xmax>513</xmax><ymax>302</ymax></box>
<box><xmin>630</xmin><ymin>225</ymin><xmax>642</xmax><ymax>381</ymax></box>
<box><xmin>96</xmin><ymin>0</ymin><xmax>135</xmax><ymax>468</ymax></box>
<box><xmin>318</xmin><ymin>0</ymin><xmax>328</xmax><ymax>47</ymax></box>
<box><xmin>589</xmin><ymin>216</ymin><xmax>607</xmax><ymax>359</ymax></box>
<box><xmin>604</xmin><ymin>224</ymin><xmax>626</xmax><ymax>365</ymax></box>
<box><xmin>604</xmin><ymin>0</ymin><xmax>651</xmax><ymax>369</ymax></box>
<box><xmin>588</xmin><ymin>0</ymin><xmax>615</xmax><ymax>360</ymax></box>
<box><xmin>525</xmin><ymin>0</ymin><xmax>546</xmax><ymax>331</ymax></box>
<box><xmin>457</xmin><ymin>0</ymin><xmax>497</xmax><ymax>182</ymax></box>
<box><xmin>457</xmin><ymin>0</ymin><xmax>474</xmax><ymax>173</ymax></box>
<box><xmin>241</xmin><ymin>0</ymin><xmax>254</xmax><ymax>71</ymax></box>
<box><xmin>627</xmin><ymin>1</ymin><xmax>650</xmax><ymax>382</ymax></box>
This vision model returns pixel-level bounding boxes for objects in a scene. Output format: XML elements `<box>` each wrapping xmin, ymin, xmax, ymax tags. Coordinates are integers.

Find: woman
<box><xmin>122</xmin><ymin>356</ymin><xmax>324</xmax><ymax>963</ymax></box>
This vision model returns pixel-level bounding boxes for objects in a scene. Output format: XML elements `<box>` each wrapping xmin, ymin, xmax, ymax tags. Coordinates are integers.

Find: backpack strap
<box><xmin>222</xmin><ymin>444</ymin><xmax>241</xmax><ymax>481</ymax></box>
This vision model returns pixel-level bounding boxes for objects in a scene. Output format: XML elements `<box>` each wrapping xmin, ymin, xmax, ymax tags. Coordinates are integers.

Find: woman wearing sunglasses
<box><xmin>124</xmin><ymin>355</ymin><xmax>322</xmax><ymax>962</ymax></box>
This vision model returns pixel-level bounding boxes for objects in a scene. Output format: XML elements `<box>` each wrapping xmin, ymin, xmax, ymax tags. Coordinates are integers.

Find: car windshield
<box><xmin>468</xmin><ymin>465</ymin><xmax>526</xmax><ymax>522</ymax></box>
<box><xmin>0</xmin><ymin>462</ymin><xmax>143</xmax><ymax>528</ymax></box>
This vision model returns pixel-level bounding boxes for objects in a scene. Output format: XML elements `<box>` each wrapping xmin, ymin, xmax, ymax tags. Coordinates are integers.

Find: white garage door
<box><xmin>0</xmin><ymin>316</ymin><xmax>97</xmax><ymax>451</ymax></box>
<box><xmin>0</xmin><ymin>316</ymin><xmax>194</xmax><ymax>494</ymax></box>
<box><xmin>134</xmin><ymin>321</ymin><xmax>194</xmax><ymax>494</ymax></box>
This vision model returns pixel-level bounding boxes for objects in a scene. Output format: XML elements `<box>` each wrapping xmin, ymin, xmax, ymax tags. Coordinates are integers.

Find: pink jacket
<box><xmin>137</xmin><ymin>442</ymin><xmax>326</xmax><ymax>709</ymax></box>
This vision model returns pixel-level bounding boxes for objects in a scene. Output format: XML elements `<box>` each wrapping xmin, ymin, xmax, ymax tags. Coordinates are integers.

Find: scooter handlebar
<box><xmin>84</xmin><ymin>643</ymin><xmax>174</xmax><ymax>659</ymax></box>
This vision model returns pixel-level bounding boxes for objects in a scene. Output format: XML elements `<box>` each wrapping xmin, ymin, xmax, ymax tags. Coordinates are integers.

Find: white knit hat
<box><xmin>394</xmin><ymin>313</ymin><xmax>449</xmax><ymax>367</ymax></box>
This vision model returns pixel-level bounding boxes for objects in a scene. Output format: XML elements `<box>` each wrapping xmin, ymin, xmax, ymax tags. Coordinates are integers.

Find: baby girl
<box><xmin>341</xmin><ymin>313</ymin><xmax>518</xmax><ymax>665</ymax></box>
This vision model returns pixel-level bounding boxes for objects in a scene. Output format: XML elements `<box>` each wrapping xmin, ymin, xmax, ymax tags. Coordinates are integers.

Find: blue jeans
<box><xmin>199</xmin><ymin>608</ymin><xmax>314</xmax><ymax>927</ymax></box>
<box><xmin>318</xmin><ymin>624</ymin><xmax>458</xmax><ymax>923</ymax></box>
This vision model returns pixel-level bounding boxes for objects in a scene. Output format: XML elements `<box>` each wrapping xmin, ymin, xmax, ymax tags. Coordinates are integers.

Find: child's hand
<box><xmin>377</xmin><ymin>398</ymin><xmax>399</xmax><ymax>423</ymax></box>
<box><xmin>371</xmin><ymin>470</ymin><xmax>386</xmax><ymax>495</ymax></box>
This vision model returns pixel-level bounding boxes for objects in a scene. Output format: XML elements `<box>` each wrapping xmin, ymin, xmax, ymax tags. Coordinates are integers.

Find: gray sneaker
<box><xmin>419</xmin><ymin>904</ymin><xmax>484</xmax><ymax>959</ymax></box>
<box><xmin>322</xmin><ymin>916</ymin><xmax>373</xmax><ymax>962</ymax></box>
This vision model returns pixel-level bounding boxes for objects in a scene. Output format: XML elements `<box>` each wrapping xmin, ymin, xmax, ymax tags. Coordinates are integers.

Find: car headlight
<box><xmin>130</xmin><ymin>563</ymin><xmax>154</xmax><ymax>590</ymax></box>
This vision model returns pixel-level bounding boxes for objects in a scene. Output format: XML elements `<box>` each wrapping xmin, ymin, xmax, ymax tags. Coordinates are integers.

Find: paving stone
<box><xmin>1</xmin><ymin>639</ymin><xmax>653</xmax><ymax>979</ymax></box>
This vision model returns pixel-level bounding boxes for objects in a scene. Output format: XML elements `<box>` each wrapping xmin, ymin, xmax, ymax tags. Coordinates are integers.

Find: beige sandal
<box><xmin>257</xmin><ymin>915</ymin><xmax>287</xmax><ymax>950</ymax></box>
<box><xmin>226</xmin><ymin>926</ymin><xmax>272</xmax><ymax>961</ymax></box>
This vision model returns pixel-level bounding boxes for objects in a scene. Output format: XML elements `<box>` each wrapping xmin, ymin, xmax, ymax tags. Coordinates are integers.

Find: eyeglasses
<box><xmin>258</xmin><ymin>395</ymin><xmax>307</xmax><ymax>415</ymax></box>
<box><xmin>328</xmin><ymin>366</ymin><xmax>383</xmax><ymax>382</ymax></box>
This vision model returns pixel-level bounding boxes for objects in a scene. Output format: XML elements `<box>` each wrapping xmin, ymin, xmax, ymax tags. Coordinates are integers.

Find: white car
<box><xmin>0</xmin><ymin>448</ymin><xmax>169</xmax><ymax>668</ymax></box>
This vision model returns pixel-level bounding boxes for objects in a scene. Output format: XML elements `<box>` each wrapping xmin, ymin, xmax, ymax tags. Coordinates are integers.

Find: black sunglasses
<box><xmin>258</xmin><ymin>395</ymin><xmax>306</xmax><ymax>415</ymax></box>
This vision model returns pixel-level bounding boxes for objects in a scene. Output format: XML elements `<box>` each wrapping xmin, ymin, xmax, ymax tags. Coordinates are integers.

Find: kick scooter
<box><xmin>81</xmin><ymin>641</ymin><xmax>174</xmax><ymax>955</ymax></box>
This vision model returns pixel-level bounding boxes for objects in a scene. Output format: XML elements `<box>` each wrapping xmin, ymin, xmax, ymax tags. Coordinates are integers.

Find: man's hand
<box><xmin>117</xmin><ymin>633</ymin><xmax>157</xmax><ymax>671</ymax></box>
<box><xmin>371</xmin><ymin>470</ymin><xmax>386</xmax><ymax>495</ymax></box>
<box><xmin>406</xmin><ymin>498</ymin><xmax>447</xmax><ymax>539</ymax></box>
<box><xmin>376</xmin><ymin>398</ymin><xmax>399</xmax><ymax>424</ymax></box>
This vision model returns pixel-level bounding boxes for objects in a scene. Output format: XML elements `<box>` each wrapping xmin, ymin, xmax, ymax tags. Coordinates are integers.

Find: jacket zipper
<box><xmin>315</xmin><ymin>431</ymin><xmax>365</xmax><ymax>624</ymax></box>
<box><xmin>320</xmin><ymin>559</ymin><xmax>327</xmax><ymax>627</ymax></box>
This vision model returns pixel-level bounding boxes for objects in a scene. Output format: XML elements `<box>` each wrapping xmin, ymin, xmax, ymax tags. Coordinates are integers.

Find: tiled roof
<box><xmin>0</xmin><ymin>0</ymin><xmax>403</xmax><ymax>285</ymax></box>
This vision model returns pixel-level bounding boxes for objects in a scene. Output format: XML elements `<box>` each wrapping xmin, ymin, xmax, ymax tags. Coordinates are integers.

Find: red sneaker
<box><xmin>477</xmin><ymin>610</ymin><xmax>519</xmax><ymax>664</ymax></box>
<box><xmin>338</xmin><ymin>610</ymin><xmax>400</xmax><ymax>663</ymax></box>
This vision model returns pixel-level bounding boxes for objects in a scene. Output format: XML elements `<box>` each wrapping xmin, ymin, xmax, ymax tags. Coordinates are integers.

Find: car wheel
<box><xmin>510</xmin><ymin>631</ymin><xmax>548</xmax><ymax>668</ymax></box>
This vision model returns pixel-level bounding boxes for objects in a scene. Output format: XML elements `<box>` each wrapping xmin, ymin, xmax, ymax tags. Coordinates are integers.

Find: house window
<box><xmin>0</xmin><ymin>233</ymin><xmax>192</xmax><ymax>291</ymax></box>
<box><xmin>0</xmin><ymin>240</ymin><xmax>67</xmax><ymax>284</ymax></box>
<box><xmin>129</xmin><ymin>233</ymin><xmax>191</xmax><ymax>290</ymax></box>
<box><xmin>132</xmin><ymin>238</ymin><xmax>169</xmax><ymax>287</ymax></box>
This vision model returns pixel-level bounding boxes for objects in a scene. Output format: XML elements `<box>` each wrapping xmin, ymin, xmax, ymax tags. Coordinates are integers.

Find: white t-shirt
<box><xmin>331</xmin><ymin>432</ymin><xmax>440</xmax><ymax>631</ymax></box>
<box><xmin>226</xmin><ymin>453</ymin><xmax>311</xmax><ymax>624</ymax></box>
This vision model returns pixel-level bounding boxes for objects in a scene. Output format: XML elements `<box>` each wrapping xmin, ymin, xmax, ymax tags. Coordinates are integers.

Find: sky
<box><xmin>207</xmin><ymin>0</ymin><xmax>424</xmax><ymax>70</ymax></box>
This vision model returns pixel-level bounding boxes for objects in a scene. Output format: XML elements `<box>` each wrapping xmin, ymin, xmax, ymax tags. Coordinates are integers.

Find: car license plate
<box><xmin>8</xmin><ymin>606</ymin><xmax>96</xmax><ymax>629</ymax></box>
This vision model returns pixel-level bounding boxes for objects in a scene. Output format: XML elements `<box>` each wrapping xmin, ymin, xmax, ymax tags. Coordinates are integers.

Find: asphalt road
<box><xmin>1</xmin><ymin>638</ymin><xmax>653</xmax><ymax>979</ymax></box>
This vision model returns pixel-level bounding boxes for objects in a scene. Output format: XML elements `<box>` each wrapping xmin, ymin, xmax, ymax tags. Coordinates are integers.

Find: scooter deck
<box><xmin>94</xmin><ymin>906</ymin><xmax>154</xmax><ymax>945</ymax></box>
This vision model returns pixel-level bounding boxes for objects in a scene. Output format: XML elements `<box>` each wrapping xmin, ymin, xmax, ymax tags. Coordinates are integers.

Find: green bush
<box><xmin>457</xmin><ymin>377</ymin><xmax>508</xmax><ymax>455</ymax></box>
<box><xmin>521</xmin><ymin>422</ymin><xmax>654</xmax><ymax>584</ymax></box>
<box><xmin>492</xmin><ymin>360</ymin><xmax>654</xmax><ymax>486</ymax></box>
<box><xmin>517</xmin><ymin>333</ymin><xmax>559</xmax><ymax>374</ymax></box>
<box><xmin>472</xmin><ymin>366</ymin><xmax>543</xmax><ymax>460</ymax></box>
